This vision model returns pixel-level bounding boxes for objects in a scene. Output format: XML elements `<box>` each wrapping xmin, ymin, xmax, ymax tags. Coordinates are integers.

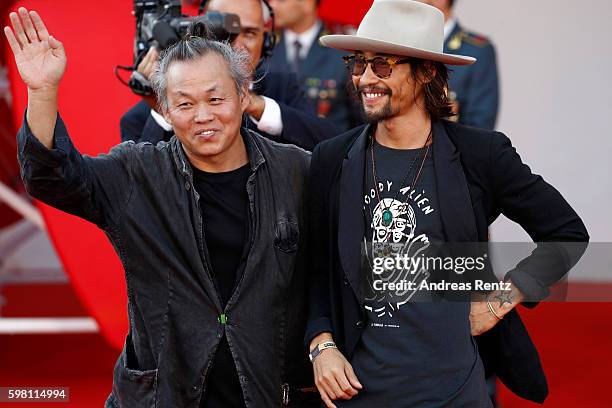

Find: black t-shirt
<box><xmin>340</xmin><ymin>140</ymin><xmax>490</xmax><ymax>407</ymax></box>
<box><xmin>192</xmin><ymin>163</ymin><xmax>251</xmax><ymax>408</ymax></box>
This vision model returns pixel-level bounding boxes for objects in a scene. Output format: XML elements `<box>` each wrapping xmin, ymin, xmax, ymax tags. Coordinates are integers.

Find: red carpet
<box><xmin>1</xmin><ymin>286</ymin><xmax>610</xmax><ymax>407</ymax></box>
<box><xmin>1</xmin><ymin>283</ymin><xmax>88</xmax><ymax>317</ymax></box>
<box><xmin>0</xmin><ymin>283</ymin><xmax>115</xmax><ymax>407</ymax></box>
<box><xmin>497</xmin><ymin>302</ymin><xmax>612</xmax><ymax>407</ymax></box>
<box><xmin>0</xmin><ymin>333</ymin><xmax>116</xmax><ymax>407</ymax></box>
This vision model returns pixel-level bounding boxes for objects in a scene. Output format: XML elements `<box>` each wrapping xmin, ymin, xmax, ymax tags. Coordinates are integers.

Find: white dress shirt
<box><xmin>444</xmin><ymin>17</ymin><xmax>458</xmax><ymax>42</ymax></box>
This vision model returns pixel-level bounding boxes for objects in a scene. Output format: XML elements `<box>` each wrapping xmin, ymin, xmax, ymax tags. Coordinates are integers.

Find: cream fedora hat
<box><xmin>320</xmin><ymin>0</ymin><xmax>476</xmax><ymax>65</ymax></box>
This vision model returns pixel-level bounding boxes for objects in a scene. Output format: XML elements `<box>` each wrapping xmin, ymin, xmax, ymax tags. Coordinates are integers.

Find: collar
<box><xmin>242</xmin><ymin>128</ymin><xmax>266</xmax><ymax>172</ymax></box>
<box><xmin>346</xmin><ymin>124</ymin><xmax>373</xmax><ymax>159</ymax></box>
<box><xmin>347</xmin><ymin>121</ymin><xmax>457</xmax><ymax>161</ymax></box>
<box><xmin>283</xmin><ymin>20</ymin><xmax>322</xmax><ymax>58</ymax></box>
<box><xmin>444</xmin><ymin>17</ymin><xmax>457</xmax><ymax>42</ymax></box>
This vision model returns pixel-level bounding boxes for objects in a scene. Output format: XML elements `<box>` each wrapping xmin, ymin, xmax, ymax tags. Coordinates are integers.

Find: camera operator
<box><xmin>121</xmin><ymin>0</ymin><xmax>339</xmax><ymax>151</ymax></box>
<box><xmin>5</xmin><ymin>7</ymin><xmax>319</xmax><ymax>407</ymax></box>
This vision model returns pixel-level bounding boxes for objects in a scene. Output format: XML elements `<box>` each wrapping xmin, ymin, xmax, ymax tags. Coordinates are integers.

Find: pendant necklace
<box><xmin>366</xmin><ymin>127</ymin><xmax>433</xmax><ymax>233</ymax></box>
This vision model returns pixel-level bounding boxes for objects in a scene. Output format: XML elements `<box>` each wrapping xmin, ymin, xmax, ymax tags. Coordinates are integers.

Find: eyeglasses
<box><xmin>343</xmin><ymin>54</ymin><xmax>412</xmax><ymax>79</ymax></box>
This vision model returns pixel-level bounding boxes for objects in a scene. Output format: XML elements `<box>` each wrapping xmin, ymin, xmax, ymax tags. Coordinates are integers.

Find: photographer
<box><xmin>5</xmin><ymin>7</ymin><xmax>318</xmax><ymax>407</ymax></box>
<box><xmin>121</xmin><ymin>0</ymin><xmax>339</xmax><ymax>151</ymax></box>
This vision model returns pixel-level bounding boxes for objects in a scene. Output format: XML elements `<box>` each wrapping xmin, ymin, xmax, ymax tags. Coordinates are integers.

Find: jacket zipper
<box><xmin>282</xmin><ymin>383</ymin><xmax>290</xmax><ymax>406</ymax></box>
<box><xmin>193</xmin><ymin>188</ymin><xmax>225</xmax><ymax>310</ymax></box>
<box><xmin>217</xmin><ymin>171</ymin><xmax>257</xmax><ymax>407</ymax></box>
<box><xmin>223</xmin><ymin>171</ymin><xmax>257</xmax><ymax>311</ymax></box>
<box><xmin>191</xmin><ymin>185</ymin><xmax>227</xmax><ymax>397</ymax></box>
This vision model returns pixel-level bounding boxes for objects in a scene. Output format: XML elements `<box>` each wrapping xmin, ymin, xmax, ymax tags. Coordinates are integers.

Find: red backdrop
<box><xmin>4</xmin><ymin>0</ymin><xmax>372</xmax><ymax>350</ymax></box>
<box><xmin>6</xmin><ymin>0</ymin><xmax>141</xmax><ymax>349</ymax></box>
<box><xmin>0</xmin><ymin>0</ymin><xmax>20</xmax><ymax>227</ymax></box>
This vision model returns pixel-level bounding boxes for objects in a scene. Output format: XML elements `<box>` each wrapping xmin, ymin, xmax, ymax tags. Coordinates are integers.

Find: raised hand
<box><xmin>4</xmin><ymin>8</ymin><xmax>65</xmax><ymax>147</ymax></box>
<box><xmin>4</xmin><ymin>7</ymin><xmax>66</xmax><ymax>91</ymax></box>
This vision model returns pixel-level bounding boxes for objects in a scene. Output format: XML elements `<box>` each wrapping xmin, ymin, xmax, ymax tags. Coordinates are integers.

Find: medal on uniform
<box><xmin>448</xmin><ymin>34</ymin><xmax>462</xmax><ymax>50</ymax></box>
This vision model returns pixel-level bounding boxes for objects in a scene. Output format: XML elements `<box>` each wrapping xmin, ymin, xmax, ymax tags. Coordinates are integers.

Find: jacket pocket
<box><xmin>274</xmin><ymin>219</ymin><xmax>300</xmax><ymax>254</ymax></box>
<box><xmin>111</xmin><ymin>333</ymin><xmax>158</xmax><ymax>408</ymax></box>
<box><xmin>273</xmin><ymin>219</ymin><xmax>300</xmax><ymax>289</ymax></box>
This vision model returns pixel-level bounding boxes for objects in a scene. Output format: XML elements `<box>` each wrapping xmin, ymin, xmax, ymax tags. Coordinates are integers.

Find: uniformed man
<box><xmin>268</xmin><ymin>0</ymin><xmax>361</xmax><ymax>132</ymax></box>
<box><xmin>419</xmin><ymin>0</ymin><xmax>499</xmax><ymax>129</ymax></box>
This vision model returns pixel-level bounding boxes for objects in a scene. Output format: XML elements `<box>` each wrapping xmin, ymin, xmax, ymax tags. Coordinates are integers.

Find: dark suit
<box><xmin>120</xmin><ymin>70</ymin><xmax>338</xmax><ymax>151</ymax></box>
<box><xmin>306</xmin><ymin>121</ymin><xmax>588</xmax><ymax>403</ymax></box>
<box><xmin>266</xmin><ymin>24</ymin><xmax>361</xmax><ymax>133</ymax></box>
<box><xmin>445</xmin><ymin>22</ymin><xmax>500</xmax><ymax>130</ymax></box>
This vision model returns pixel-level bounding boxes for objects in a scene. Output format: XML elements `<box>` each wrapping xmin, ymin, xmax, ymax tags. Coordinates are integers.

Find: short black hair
<box><xmin>449</xmin><ymin>0</ymin><xmax>456</xmax><ymax>7</ymax></box>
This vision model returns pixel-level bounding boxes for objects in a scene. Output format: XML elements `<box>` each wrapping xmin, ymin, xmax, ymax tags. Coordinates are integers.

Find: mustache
<box><xmin>357</xmin><ymin>86</ymin><xmax>392</xmax><ymax>96</ymax></box>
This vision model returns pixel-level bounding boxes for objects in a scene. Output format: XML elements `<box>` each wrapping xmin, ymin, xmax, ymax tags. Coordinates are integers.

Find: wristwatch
<box><xmin>309</xmin><ymin>341</ymin><xmax>337</xmax><ymax>362</ymax></box>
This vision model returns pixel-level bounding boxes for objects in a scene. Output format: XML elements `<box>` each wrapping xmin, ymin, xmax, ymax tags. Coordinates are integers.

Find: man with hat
<box><xmin>305</xmin><ymin>1</ymin><xmax>588</xmax><ymax>407</ymax></box>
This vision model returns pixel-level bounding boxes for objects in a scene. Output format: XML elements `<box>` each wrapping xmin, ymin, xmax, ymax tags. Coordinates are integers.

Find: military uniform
<box><xmin>266</xmin><ymin>23</ymin><xmax>361</xmax><ymax>133</ymax></box>
<box><xmin>444</xmin><ymin>22</ymin><xmax>499</xmax><ymax>130</ymax></box>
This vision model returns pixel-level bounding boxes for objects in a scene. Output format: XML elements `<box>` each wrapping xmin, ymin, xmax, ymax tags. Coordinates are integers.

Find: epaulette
<box><xmin>322</xmin><ymin>22</ymin><xmax>356</xmax><ymax>36</ymax></box>
<box><xmin>273</xmin><ymin>30</ymin><xmax>282</xmax><ymax>44</ymax></box>
<box><xmin>462</xmin><ymin>31</ymin><xmax>491</xmax><ymax>47</ymax></box>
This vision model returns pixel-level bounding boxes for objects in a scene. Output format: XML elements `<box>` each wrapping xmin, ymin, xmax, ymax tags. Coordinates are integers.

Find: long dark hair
<box><xmin>409</xmin><ymin>59</ymin><xmax>454</xmax><ymax>122</ymax></box>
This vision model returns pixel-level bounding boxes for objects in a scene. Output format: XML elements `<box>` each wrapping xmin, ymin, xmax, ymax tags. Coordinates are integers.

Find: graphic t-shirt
<box><xmin>339</xmin><ymin>140</ymin><xmax>490</xmax><ymax>407</ymax></box>
<box><xmin>192</xmin><ymin>164</ymin><xmax>251</xmax><ymax>408</ymax></box>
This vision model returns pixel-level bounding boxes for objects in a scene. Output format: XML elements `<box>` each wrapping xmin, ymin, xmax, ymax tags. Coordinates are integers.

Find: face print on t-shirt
<box><xmin>362</xmin><ymin>144</ymin><xmax>443</xmax><ymax>328</ymax></box>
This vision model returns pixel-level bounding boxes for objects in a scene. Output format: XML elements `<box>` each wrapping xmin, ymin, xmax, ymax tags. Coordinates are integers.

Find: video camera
<box><xmin>126</xmin><ymin>0</ymin><xmax>241</xmax><ymax>96</ymax></box>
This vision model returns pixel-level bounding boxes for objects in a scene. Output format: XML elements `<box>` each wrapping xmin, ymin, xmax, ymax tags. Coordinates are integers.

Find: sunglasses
<box><xmin>343</xmin><ymin>54</ymin><xmax>412</xmax><ymax>79</ymax></box>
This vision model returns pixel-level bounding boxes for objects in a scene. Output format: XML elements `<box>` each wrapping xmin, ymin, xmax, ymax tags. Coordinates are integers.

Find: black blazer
<box><xmin>306</xmin><ymin>121</ymin><xmax>589</xmax><ymax>403</ymax></box>
<box><xmin>119</xmin><ymin>71</ymin><xmax>339</xmax><ymax>151</ymax></box>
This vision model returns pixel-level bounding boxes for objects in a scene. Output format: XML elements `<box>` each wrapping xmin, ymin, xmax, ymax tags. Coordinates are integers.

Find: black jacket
<box><xmin>306</xmin><ymin>121</ymin><xmax>589</xmax><ymax>404</ymax></box>
<box><xmin>18</xmin><ymin>114</ymin><xmax>314</xmax><ymax>407</ymax></box>
<box><xmin>120</xmin><ymin>71</ymin><xmax>339</xmax><ymax>151</ymax></box>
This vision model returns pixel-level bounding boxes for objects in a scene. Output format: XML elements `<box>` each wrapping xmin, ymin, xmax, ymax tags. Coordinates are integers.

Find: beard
<box><xmin>358</xmin><ymin>86</ymin><xmax>398</xmax><ymax>124</ymax></box>
<box><xmin>361</xmin><ymin>99</ymin><xmax>396</xmax><ymax>123</ymax></box>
